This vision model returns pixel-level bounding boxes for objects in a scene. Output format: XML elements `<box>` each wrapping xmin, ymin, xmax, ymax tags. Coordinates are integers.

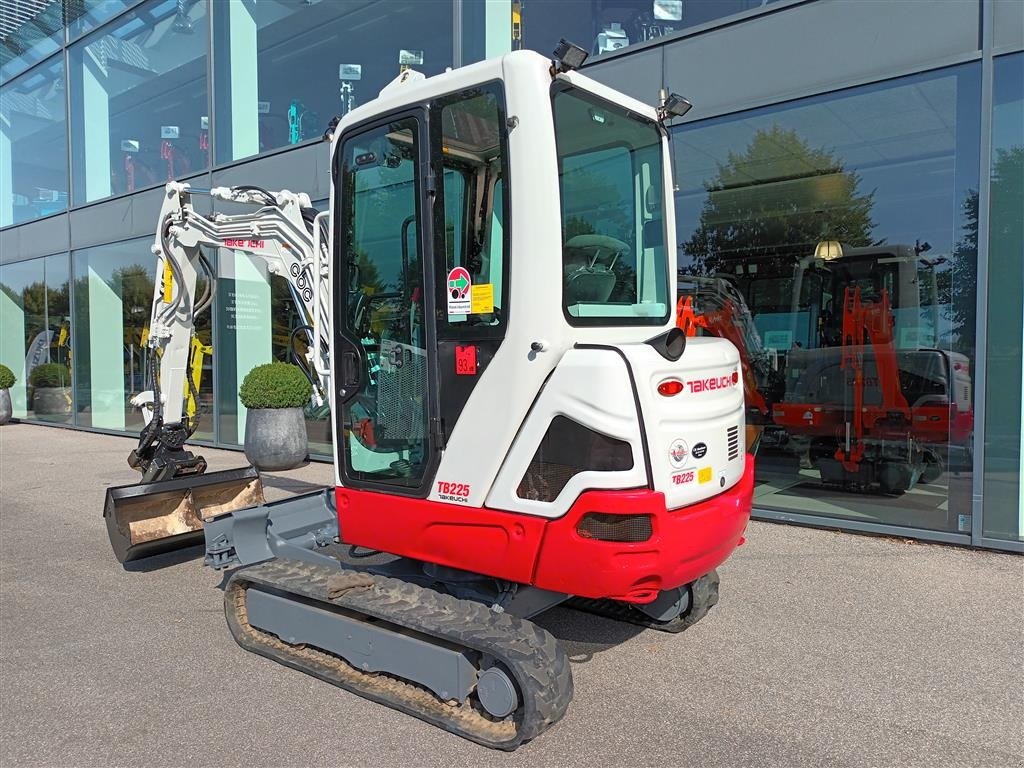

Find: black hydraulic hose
<box><xmin>233</xmin><ymin>185</ymin><xmax>278</xmax><ymax>207</ymax></box>
<box><xmin>194</xmin><ymin>250</ymin><xmax>217</xmax><ymax>316</ymax></box>
<box><xmin>288</xmin><ymin>324</ymin><xmax>318</xmax><ymax>389</ymax></box>
<box><xmin>148</xmin><ymin>353</ymin><xmax>162</xmax><ymax>422</ymax></box>
<box><xmin>158</xmin><ymin>217</ymin><xmax>190</xmax><ymax>321</ymax></box>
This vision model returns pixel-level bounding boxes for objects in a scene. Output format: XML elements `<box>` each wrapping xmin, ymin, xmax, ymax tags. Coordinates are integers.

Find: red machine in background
<box><xmin>774</xmin><ymin>246</ymin><xmax>973</xmax><ymax>494</ymax></box>
<box><xmin>679</xmin><ymin>245</ymin><xmax>974</xmax><ymax>495</ymax></box>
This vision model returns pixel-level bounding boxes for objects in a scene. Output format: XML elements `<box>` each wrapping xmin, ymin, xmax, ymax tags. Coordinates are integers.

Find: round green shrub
<box><xmin>29</xmin><ymin>363</ymin><xmax>70</xmax><ymax>388</ymax></box>
<box><xmin>239</xmin><ymin>362</ymin><xmax>311</xmax><ymax>409</ymax></box>
<box><xmin>0</xmin><ymin>364</ymin><xmax>15</xmax><ymax>390</ymax></box>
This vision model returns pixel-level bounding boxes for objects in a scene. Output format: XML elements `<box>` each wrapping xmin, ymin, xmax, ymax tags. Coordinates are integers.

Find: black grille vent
<box><xmin>727</xmin><ymin>425</ymin><xmax>740</xmax><ymax>461</ymax></box>
<box><xmin>577</xmin><ymin>513</ymin><xmax>652</xmax><ymax>543</ymax></box>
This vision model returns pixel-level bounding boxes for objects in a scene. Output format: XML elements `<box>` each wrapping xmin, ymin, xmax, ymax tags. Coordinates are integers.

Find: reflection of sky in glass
<box><xmin>0</xmin><ymin>56</ymin><xmax>68</xmax><ymax>226</ymax></box>
<box><xmin>992</xmin><ymin>54</ymin><xmax>1024</xmax><ymax>152</ymax></box>
<box><xmin>673</xmin><ymin>64</ymin><xmax>981</xmax><ymax>262</ymax></box>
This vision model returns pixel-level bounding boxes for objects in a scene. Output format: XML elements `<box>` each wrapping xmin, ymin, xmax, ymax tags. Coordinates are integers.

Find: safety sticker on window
<box><xmin>447</xmin><ymin>267</ymin><xmax>472</xmax><ymax>315</ymax></box>
<box><xmin>471</xmin><ymin>283</ymin><xmax>494</xmax><ymax>314</ymax></box>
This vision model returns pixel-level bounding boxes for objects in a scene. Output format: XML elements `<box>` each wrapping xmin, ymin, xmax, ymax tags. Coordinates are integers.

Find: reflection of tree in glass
<box><xmin>682</xmin><ymin>126</ymin><xmax>875</xmax><ymax>273</ymax></box>
<box><xmin>948</xmin><ymin>147</ymin><xmax>1024</xmax><ymax>358</ymax></box>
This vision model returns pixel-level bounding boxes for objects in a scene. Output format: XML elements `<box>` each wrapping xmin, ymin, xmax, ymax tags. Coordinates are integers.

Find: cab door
<box><xmin>333</xmin><ymin>113</ymin><xmax>439</xmax><ymax>494</ymax></box>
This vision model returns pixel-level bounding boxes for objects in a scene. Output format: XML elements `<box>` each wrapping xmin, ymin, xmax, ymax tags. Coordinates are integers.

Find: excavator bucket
<box><xmin>104</xmin><ymin>466</ymin><xmax>265</xmax><ymax>564</ymax></box>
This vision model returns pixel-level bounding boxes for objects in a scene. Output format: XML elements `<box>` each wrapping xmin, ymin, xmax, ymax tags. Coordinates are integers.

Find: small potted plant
<box><xmin>29</xmin><ymin>362</ymin><xmax>72</xmax><ymax>423</ymax></box>
<box><xmin>239</xmin><ymin>361</ymin><xmax>311</xmax><ymax>471</ymax></box>
<box><xmin>0</xmin><ymin>364</ymin><xmax>15</xmax><ymax>425</ymax></box>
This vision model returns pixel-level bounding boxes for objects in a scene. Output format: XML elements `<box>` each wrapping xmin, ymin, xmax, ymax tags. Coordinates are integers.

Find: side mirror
<box><xmin>642</xmin><ymin>219</ymin><xmax>664</xmax><ymax>250</ymax></box>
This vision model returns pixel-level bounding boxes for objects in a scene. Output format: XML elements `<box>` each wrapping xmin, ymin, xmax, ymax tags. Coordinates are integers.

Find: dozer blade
<box><xmin>104</xmin><ymin>466</ymin><xmax>264</xmax><ymax>564</ymax></box>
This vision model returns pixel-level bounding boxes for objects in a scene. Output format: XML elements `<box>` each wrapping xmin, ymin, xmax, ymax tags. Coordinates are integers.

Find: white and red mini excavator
<box><xmin>103</xmin><ymin>44</ymin><xmax>754</xmax><ymax>749</ymax></box>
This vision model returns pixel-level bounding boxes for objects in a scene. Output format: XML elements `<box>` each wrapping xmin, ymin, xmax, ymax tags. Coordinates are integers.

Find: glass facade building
<box><xmin>1</xmin><ymin>0</ymin><xmax>1021</xmax><ymax>550</ymax></box>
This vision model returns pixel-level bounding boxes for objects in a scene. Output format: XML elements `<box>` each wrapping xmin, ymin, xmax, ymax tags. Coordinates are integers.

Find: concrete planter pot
<box><xmin>244</xmin><ymin>406</ymin><xmax>308</xmax><ymax>471</ymax></box>
<box><xmin>32</xmin><ymin>386</ymin><xmax>72</xmax><ymax>423</ymax></box>
<box><xmin>0</xmin><ymin>389</ymin><xmax>11</xmax><ymax>425</ymax></box>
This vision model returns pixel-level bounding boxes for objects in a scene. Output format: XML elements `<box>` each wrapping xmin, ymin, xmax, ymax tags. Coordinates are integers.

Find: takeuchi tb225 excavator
<box><xmin>102</xmin><ymin>44</ymin><xmax>753</xmax><ymax>750</ymax></box>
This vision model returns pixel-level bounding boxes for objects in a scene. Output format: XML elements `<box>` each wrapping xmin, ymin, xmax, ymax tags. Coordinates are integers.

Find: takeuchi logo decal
<box><xmin>686</xmin><ymin>372</ymin><xmax>739</xmax><ymax>393</ymax></box>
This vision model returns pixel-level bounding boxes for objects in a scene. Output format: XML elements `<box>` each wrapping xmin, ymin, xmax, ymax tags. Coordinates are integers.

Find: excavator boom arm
<box><xmin>131</xmin><ymin>182</ymin><xmax>330</xmax><ymax>480</ymax></box>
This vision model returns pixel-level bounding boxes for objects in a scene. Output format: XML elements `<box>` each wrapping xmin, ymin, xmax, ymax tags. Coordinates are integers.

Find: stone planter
<box><xmin>32</xmin><ymin>386</ymin><xmax>72</xmax><ymax>423</ymax></box>
<box><xmin>0</xmin><ymin>389</ymin><xmax>11</xmax><ymax>425</ymax></box>
<box><xmin>244</xmin><ymin>406</ymin><xmax>308</xmax><ymax>471</ymax></box>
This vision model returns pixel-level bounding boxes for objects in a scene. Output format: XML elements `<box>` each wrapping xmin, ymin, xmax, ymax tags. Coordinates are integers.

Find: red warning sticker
<box><xmin>455</xmin><ymin>345</ymin><xmax>477</xmax><ymax>375</ymax></box>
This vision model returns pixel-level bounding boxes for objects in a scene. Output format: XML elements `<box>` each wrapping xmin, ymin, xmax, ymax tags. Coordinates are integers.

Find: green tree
<box><xmin>949</xmin><ymin>146</ymin><xmax>1024</xmax><ymax>357</ymax></box>
<box><xmin>682</xmin><ymin>126</ymin><xmax>876</xmax><ymax>274</ymax></box>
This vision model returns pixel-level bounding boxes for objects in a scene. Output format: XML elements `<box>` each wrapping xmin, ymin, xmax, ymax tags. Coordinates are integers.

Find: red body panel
<box><xmin>337</xmin><ymin>489</ymin><xmax>548</xmax><ymax>584</ymax></box>
<box><xmin>532</xmin><ymin>455</ymin><xmax>754</xmax><ymax>602</ymax></box>
<box><xmin>336</xmin><ymin>455</ymin><xmax>754</xmax><ymax>604</ymax></box>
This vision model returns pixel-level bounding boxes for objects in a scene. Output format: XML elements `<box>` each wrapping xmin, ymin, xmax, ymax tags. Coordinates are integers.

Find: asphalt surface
<box><xmin>1</xmin><ymin>423</ymin><xmax>1021</xmax><ymax>768</ymax></box>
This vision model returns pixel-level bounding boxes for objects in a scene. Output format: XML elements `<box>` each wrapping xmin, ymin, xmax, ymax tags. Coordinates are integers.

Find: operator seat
<box><xmin>563</xmin><ymin>233</ymin><xmax>630</xmax><ymax>304</ymax></box>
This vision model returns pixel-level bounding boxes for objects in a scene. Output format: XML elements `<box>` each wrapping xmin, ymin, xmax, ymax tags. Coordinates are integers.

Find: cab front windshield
<box><xmin>553</xmin><ymin>84</ymin><xmax>669</xmax><ymax>325</ymax></box>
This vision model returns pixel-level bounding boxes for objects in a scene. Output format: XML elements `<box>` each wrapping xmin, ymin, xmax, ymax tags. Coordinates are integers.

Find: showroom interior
<box><xmin>1</xmin><ymin>0</ymin><xmax>1021</xmax><ymax>550</ymax></box>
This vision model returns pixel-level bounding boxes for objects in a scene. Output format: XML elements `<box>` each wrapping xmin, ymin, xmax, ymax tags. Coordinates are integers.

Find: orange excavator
<box><xmin>676</xmin><ymin>275</ymin><xmax>781</xmax><ymax>453</ymax></box>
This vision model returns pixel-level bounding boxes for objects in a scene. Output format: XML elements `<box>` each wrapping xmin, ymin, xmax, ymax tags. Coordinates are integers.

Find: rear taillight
<box><xmin>577</xmin><ymin>513</ymin><xmax>653</xmax><ymax>543</ymax></box>
<box><xmin>658</xmin><ymin>379</ymin><xmax>683</xmax><ymax>396</ymax></box>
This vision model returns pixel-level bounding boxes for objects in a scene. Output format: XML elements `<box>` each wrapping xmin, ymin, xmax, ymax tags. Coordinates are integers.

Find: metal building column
<box><xmin>971</xmin><ymin>0</ymin><xmax>995</xmax><ymax>547</ymax></box>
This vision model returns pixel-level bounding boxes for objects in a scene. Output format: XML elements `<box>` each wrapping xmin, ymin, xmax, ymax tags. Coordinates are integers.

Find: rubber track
<box><xmin>567</xmin><ymin>569</ymin><xmax>720</xmax><ymax>634</ymax></box>
<box><xmin>224</xmin><ymin>558</ymin><xmax>573</xmax><ymax>750</ymax></box>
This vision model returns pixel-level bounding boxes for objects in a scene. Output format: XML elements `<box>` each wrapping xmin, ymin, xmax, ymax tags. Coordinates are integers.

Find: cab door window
<box><xmin>431</xmin><ymin>83</ymin><xmax>509</xmax><ymax>331</ymax></box>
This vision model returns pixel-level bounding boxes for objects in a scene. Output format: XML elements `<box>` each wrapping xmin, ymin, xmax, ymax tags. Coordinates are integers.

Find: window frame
<box><xmin>429</xmin><ymin>80</ymin><xmax>512</xmax><ymax>341</ymax></box>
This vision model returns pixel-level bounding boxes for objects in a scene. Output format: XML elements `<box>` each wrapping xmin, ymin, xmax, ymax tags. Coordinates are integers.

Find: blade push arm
<box><xmin>130</xmin><ymin>182</ymin><xmax>331</xmax><ymax>482</ymax></box>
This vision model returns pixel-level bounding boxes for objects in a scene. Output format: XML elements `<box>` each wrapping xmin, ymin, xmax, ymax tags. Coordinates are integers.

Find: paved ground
<box><xmin>1</xmin><ymin>423</ymin><xmax>1021</xmax><ymax>768</ymax></box>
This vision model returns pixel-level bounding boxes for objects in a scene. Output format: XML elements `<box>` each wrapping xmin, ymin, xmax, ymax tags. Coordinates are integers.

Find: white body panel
<box><xmin>620</xmin><ymin>338</ymin><xmax>746</xmax><ymax>510</ymax></box>
<box><xmin>486</xmin><ymin>348</ymin><xmax>647</xmax><ymax>518</ymax></box>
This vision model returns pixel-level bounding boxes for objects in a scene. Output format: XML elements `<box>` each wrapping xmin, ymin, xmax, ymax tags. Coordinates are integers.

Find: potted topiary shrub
<box><xmin>240</xmin><ymin>361</ymin><xmax>311</xmax><ymax>471</ymax></box>
<box><xmin>29</xmin><ymin>363</ymin><xmax>72</xmax><ymax>423</ymax></box>
<box><xmin>0</xmin><ymin>364</ymin><xmax>15</xmax><ymax>425</ymax></box>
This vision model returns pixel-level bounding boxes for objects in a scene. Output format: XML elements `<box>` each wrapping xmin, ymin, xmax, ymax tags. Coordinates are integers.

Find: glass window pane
<box><xmin>338</xmin><ymin>118</ymin><xmax>430</xmax><ymax>484</ymax></box>
<box><xmin>674</xmin><ymin>63</ymin><xmax>981</xmax><ymax>534</ymax></box>
<box><xmin>69</xmin><ymin>0</ymin><xmax>210</xmax><ymax>204</ymax></box>
<box><xmin>67</xmin><ymin>0</ymin><xmax>142</xmax><ymax>41</ymax></box>
<box><xmin>212</xmin><ymin>0</ymin><xmax>453</xmax><ymax>164</ymax></box>
<box><xmin>0</xmin><ymin>255</ymin><xmax>71</xmax><ymax>421</ymax></box>
<box><xmin>0</xmin><ymin>0</ymin><xmax>63</xmax><ymax>83</ymax></box>
<box><xmin>216</xmin><ymin>236</ymin><xmax>329</xmax><ymax>455</ymax></box>
<box><xmin>73</xmin><ymin>238</ymin><xmax>214</xmax><ymax>440</ymax></box>
<box><xmin>433</xmin><ymin>84</ymin><xmax>508</xmax><ymax>328</ymax></box>
<box><xmin>462</xmin><ymin>0</ymin><xmax>780</xmax><ymax>64</ymax></box>
<box><xmin>983</xmin><ymin>52</ymin><xmax>1024</xmax><ymax>542</ymax></box>
<box><xmin>554</xmin><ymin>85</ymin><xmax>668</xmax><ymax>324</ymax></box>
<box><xmin>0</xmin><ymin>57</ymin><xmax>68</xmax><ymax>227</ymax></box>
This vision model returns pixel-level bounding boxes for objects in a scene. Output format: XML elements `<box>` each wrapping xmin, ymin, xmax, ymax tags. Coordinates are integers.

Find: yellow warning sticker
<box><xmin>698</xmin><ymin>466</ymin><xmax>713</xmax><ymax>484</ymax></box>
<box><xmin>471</xmin><ymin>283</ymin><xmax>494</xmax><ymax>314</ymax></box>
